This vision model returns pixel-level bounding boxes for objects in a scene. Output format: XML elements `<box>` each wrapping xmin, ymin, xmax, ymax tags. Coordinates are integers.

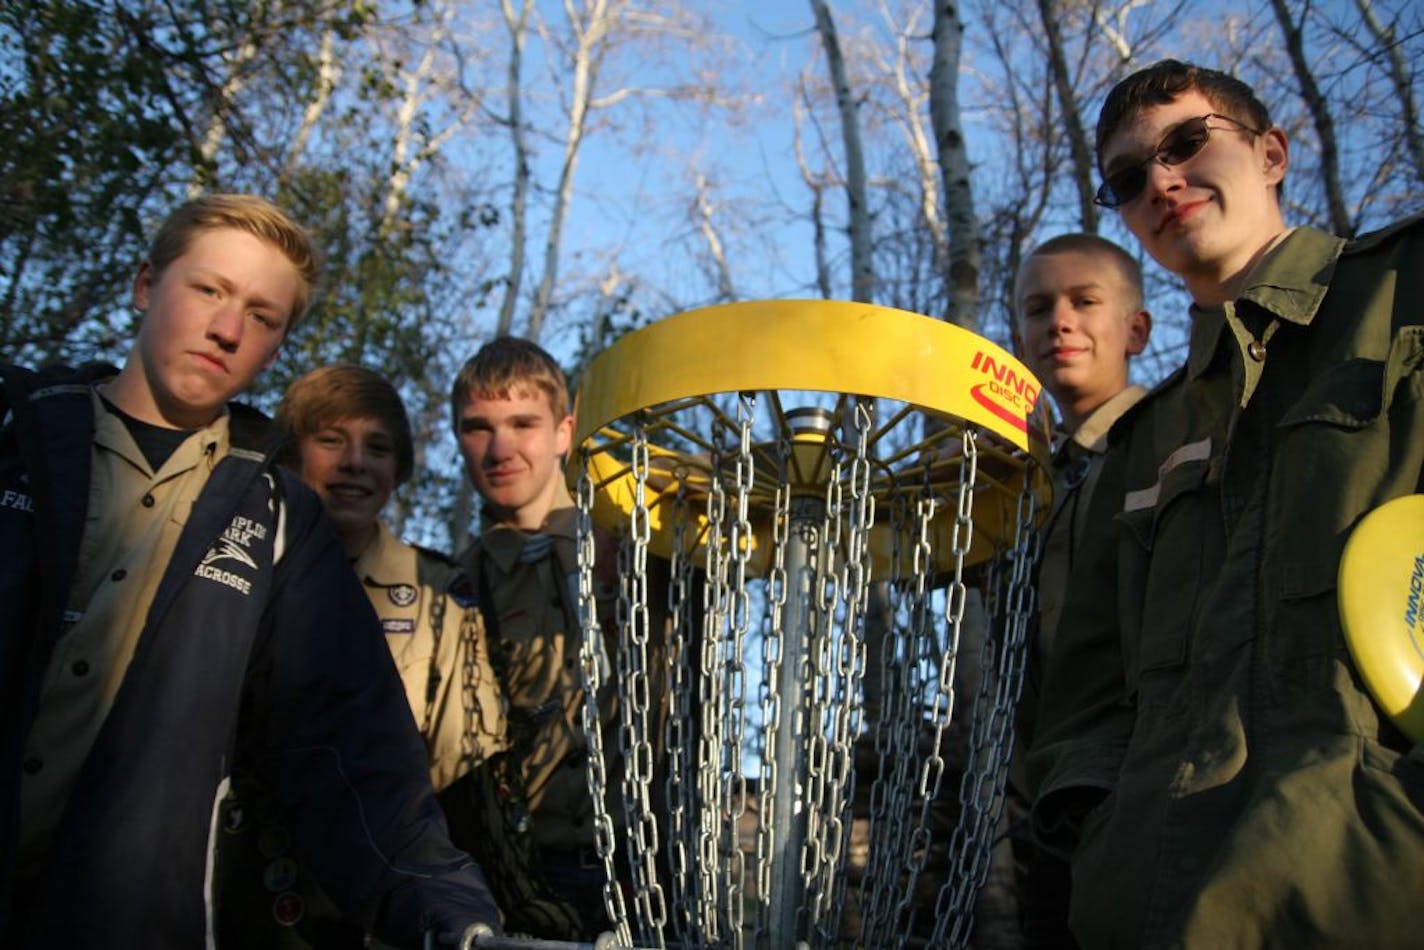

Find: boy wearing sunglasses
<box><xmin>1027</xmin><ymin>60</ymin><xmax>1424</xmax><ymax>946</ymax></box>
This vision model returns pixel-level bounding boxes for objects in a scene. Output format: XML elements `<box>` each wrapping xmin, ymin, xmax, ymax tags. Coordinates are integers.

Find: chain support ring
<box><xmin>572</xmin><ymin>300</ymin><xmax>1051</xmax><ymax>574</ymax></box>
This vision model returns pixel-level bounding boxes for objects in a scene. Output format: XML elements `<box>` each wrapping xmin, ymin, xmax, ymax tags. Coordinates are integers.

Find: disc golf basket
<box><xmin>568</xmin><ymin>301</ymin><xmax>1051</xmax><ymax>949</ymax></box>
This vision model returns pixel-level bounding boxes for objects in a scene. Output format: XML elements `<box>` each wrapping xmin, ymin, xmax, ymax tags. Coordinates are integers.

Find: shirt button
<box><xmin>72</xmin><ymin>659</ymin><xmax>90</xmax><ymax>677</ymax></box>
<box><xmin>22</xmin><ymin>756</ymin><xmax>43</xmax><ymax>775</ymax></box>
<box><xmin>141</xmin><ymin>493</ymin><xmax>155</xmax><ymax>508</ymax></box>
<box><xmin>111</xmin><ymin>568</ymin><xmax>127</xmax><ymax>582</ymax></box>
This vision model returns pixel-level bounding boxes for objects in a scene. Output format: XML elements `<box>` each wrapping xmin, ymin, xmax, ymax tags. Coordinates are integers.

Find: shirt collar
<box><xmin>352</xmin><ymin>519</ymin><xmax>416</xmax><ymax>587</ymax></box>
<box><xmin>1063</xmin><ymin>384</ymin><xmax>1147</xmax><ymax>455</ymax></box>
<box><xmin>479</xmin><ymin>479</ymin><xmax>578</xmax><ymax>575</ymax></box>
<box><xmin>1185</xmin><ymin>225</ymin><xmax>1345</xmax><ymax>381</ymax></box>
<box><xmin>90</xmin><ymin>387</ymin><xmax>230</xmax><ymax>478</ymax></box>
<box><xmin>1234</xmin><ymin>225</ymin><xmax>1345</xmax><ymax>328</ymax></box>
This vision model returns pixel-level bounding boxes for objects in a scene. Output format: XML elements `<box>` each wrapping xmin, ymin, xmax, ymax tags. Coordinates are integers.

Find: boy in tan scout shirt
<box><xmin>214</xmin><ymin>364</ymin><xmax>513</xmax><ymax>947</ymax></box>
<box><xmin>278</xmin><ymin>365</ymin><xmax>508</xmax><ymax>786</ymax></box>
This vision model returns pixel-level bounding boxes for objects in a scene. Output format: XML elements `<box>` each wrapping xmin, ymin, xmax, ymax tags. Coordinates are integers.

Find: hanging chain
<box><xmin>576</xmin><ymin>457</ymin><xmax>633</xmax><ymax>947</ymax></box>
<box><xmin>664</xmin><ymin>474</ymin><xmax>698</xmax><ymax>943</ymax></box>
<box><xmin>754</xmin><ymin>429</ymin><xmax>792</xmax><ymax>947</ymax></box>
<box><xmin>722</xmin><ymin>393</ymin><xmax>756</xmax><ymax>948</ymax></box>
<box><xmin>858</xmin><ymin>483</ymin><xmax>908</xmax><ymax>946</ymax></box>
<box><xmin>619</xmin><ymin>426</ymin><xmax>669</xmax><ymax>945</ymax></box>
<box><xmin>932</xmin><ymin>453</ymin><xmax>1039</xmax><ymax>948</ymax></box>
<box><xmin>695</xmin><ymin>421</ymin><xmax>731</xmax><ymax>947</ymax></box>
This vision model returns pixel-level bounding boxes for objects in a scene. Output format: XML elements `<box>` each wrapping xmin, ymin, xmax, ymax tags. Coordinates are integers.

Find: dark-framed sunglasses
<box><xmin>1094</xmin><ymin>113</ymin><xmax>1264</xmax><ymax>209</ymax></box>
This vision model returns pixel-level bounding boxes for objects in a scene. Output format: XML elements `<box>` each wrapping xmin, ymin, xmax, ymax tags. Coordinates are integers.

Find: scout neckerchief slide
<box><xmin>1339</xmin><ymin>494</ymin><xmax>1424</xmax><ymax>742</ymax></box>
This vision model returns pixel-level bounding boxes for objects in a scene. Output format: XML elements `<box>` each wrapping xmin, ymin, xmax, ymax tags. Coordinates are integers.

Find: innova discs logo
<box><xmin>1406</xmin><ymin>552</ymin><xmax>1424</xmax><ymax>660</ymax></box>
<box><xmin>969</xmin><ymin>351</ymin><xmax>1039</xmax><ymax>433</ymax></box>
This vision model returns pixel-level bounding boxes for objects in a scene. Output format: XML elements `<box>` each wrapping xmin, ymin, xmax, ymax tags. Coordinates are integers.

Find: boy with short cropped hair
<box><xmin>1006</xmin><ymin>232</ymin><xmax>1151</xmax><ymax>947</ymax></box>
<box><xmin>0</xmin><ymin>194</ymin><xmax>499</xmax><ymax>947</ymax></box>
<box><xmin>1014</xmin><ymin>232</ymin><xmax>1151</xmax><ymax>659</ymax></box>
<box><xmin>1029</xmin><ymin>59</ymin><xmax>1424</xmax><ymax>946</ymax></box>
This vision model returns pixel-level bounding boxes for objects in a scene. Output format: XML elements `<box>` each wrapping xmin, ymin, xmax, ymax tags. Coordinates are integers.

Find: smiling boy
<box><xmin>1028</xmin><ymin>60</ymin><xmax>1424</xmax><ymax>946</ymax></box>
<box><xmin>0</xmin><ymin>195</ymin><xmax>499</xmax><ymax>947</ymax></box>
<box><xmin>451</xmin><ymin>337</ymin><xmax>617</xmax><ymax>937</ymax></box>
<box><xmin>1009</xmin><ymin>234</ymin><xmax>1150</xmax><ymax>946</ymax></box>
<box><xmin>451</xmin><ymin>337</ymin><xmax>675</xmax><ymax>939</ymax></box>
<box><xmin>1015</xmin><ymin>233</ymin><xmax>1151</xmax><ymax>653</ymax></box>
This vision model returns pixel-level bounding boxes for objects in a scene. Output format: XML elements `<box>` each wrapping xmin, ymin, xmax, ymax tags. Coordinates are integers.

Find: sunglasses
<box><xmin>1094</xmin><ymin>113</ymin><xmax>1263</xmax><ymax>209</ymax></box>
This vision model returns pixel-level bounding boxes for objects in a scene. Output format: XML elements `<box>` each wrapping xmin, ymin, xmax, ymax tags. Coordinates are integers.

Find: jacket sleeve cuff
<box><xmin>1028</xmin><ymin>742</ymin><xmax>1124</xmax><ymax>860</ymax></box>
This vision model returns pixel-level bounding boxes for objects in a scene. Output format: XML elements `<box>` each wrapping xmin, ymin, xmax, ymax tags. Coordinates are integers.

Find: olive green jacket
<box><xmin>461</xmin><ymin>485</ymin><xmax>672</xmax><ymax>854</ymax></box>
<box><xmin>1028</xmin><ymin>215</ymin><xmax>1424</xmax><ymax>948</ymax></box>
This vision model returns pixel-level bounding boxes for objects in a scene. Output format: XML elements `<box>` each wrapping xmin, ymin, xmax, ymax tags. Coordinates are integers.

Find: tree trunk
<box><xmin>1036</xmin><ymin>0</ymin><xmax>1098</xmax><ymax>233</ymax></box>
<box><xmin>528</xmin><ymin>0</ymin><xmax>613</xmax><ymax>341</ymax></box>
<box><xmin>809</xmin><ymin>0</ymin><xmax>874</xmax><ymax>304</ymax></box>
<box><xmin>496</xmin><ymin>0</ymin><xmax>532</xmax><ymax>336</ymax></box>
<box><xmin>930</xmin><ymin>0</ymin><xmax>978</xmax><ymax>330</ymax></box>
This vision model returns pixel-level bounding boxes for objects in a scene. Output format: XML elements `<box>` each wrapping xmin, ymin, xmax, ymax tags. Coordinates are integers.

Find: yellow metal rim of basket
<box><xmin>569</xmin><ymin>299</ymin><xmax>1053</xmax><ymax>574</ymax></box>
<box><xmin>1338</xmin><ymin>494</ymin><xmax>1424</xmax><ymax>742</ymax></box>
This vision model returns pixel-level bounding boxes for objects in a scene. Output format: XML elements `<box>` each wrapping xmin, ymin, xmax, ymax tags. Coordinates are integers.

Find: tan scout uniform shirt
<box><xmin>352</xmin><ymin>521</ymin><xmax>507</xmax><ymax>791</ymax></box>
<box><xmin>19</xmin><ymin>390</ymin><xmax>228</xmax><ymax>870</ymax></box>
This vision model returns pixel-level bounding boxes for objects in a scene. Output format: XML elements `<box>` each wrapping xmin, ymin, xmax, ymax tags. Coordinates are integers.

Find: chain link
<box><xmin>576</xmin><ymin>458</ymin><xmax>633</xmax><ymax>947</ymax></box>
<box><xmin>753</xmin><ymin>429</ymin><xmax>791</xmax><ymax>947</ymax></box>
<box><xmin>665</xmin><ymin>474</ymin><xmax>698</xmax><ymax>941</ymax></box>
<box><xmin>723</xmin><ymin>394</ymin><xmax>756</xmax><ymax>947</ymax></box>
<box><xmin>576</xmin><ymin>406</ymin><xmax>1039</xmax><ymax>950</ymax></box>
<box><xmin>695</xmin><ymin>420</ymin><xmax>730</xmax><ymax>947</ymax></box>
<box><xmin>619</xmin><ymin>427</ymin><xmax>669</xmax><ymax>945</ymax></box>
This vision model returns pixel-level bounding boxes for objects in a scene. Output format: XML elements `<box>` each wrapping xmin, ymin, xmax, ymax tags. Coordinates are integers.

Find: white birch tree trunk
<box><xmin>496</xmin><ymin>0</ymin><xmax>533</xmax><ymax>337</ymax></box>
<box><xmin>809</xmin><ymin>0</ymin><xmax>874</xmax><ymax>304</ymax></box>
<box><xmin>930</xmin><ymin>0</ymin><xmax>978</xmax><ymax>329</ymax></box>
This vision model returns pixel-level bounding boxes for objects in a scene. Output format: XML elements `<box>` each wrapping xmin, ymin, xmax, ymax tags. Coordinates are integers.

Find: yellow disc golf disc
<box><xmin>1338</xmin><ymin>494</ymin><xmax>1424</xmax><ymax>742</ymax></box>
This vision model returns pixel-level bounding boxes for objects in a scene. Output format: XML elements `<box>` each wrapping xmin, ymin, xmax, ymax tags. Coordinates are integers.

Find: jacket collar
<box><xmin>1186</xmin><ymin>225</ymin><xmax>1346</xmax><ymax>381</ymax></box>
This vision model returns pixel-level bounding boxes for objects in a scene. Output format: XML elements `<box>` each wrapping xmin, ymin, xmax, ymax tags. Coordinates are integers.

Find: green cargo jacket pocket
<box><xmin>1266</xmin><ymin>554</ymin><xmax>1341</xmax><ymax>698</ymax></box>
<box><xmin>1114</xmin><ymin>448</ymin><xmax>1212</xmax><ymax>706</ymax></box>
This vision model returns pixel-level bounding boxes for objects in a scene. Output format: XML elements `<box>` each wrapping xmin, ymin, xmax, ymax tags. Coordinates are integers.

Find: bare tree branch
<box><xmin>1269</xmin><ymin>0</ymin><xmax>1353</xmax><ymax>235</ymax></box>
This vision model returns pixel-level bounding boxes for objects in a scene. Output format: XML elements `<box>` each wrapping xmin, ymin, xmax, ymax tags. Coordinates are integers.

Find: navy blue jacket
<box><xmin>0</xmin><ymin>364</ymin><xmax>499</xmax><ymax>947</ymax></box>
